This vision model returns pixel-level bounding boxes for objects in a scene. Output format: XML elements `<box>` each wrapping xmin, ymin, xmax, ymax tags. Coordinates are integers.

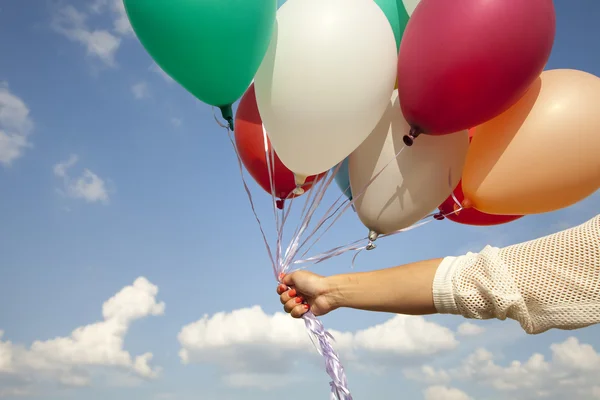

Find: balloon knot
<box><xmin>403</xmin><ymin>126</ymin><xmax>423</xmax><ymax>147</ymax></box>
<box><xmin>433</xmin><ymin>212</ymin><xmax>445</xmax><ymax>221</ymax></box>
<box><xmin>219</xmin><ymin>105</ymin><xmax>234</xmax><ymax>130</ymax></box>
<box><xmin>453</xmin><ymin>203</ymin><xmax>462</xmax><ymax>215</ymax></box>
<box><xmin>276</xmin><ymin>199</ymin><xmax>285</xmax><ymax>210</ymax></box>
<box><xmin>462</xmin><ymin>198</ymin><xmax>473</xmax><ymax>209</ymax></box>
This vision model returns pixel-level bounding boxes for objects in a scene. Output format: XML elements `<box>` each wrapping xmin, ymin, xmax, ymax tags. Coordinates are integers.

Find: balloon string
<box><xmin>224</xmin><ymin>132</ymin><xmax>277</xmax><ymax>276</ymax></box>
<box><xmin>254</xmin><ymin>119</ymin><xmax>352</xmax><ymax>400</ymax></box>
<box><xmin>294</xmin><ymin>154</ymin><xmax>463</xmax><ymax>268</ymax></box>
<box><xmin>281</xmin><ymin>169</ymin><xmax>336</xmax><ymax>273</ymax></box>
<box><xmin>297</xmin><ymin>145</ymin><xmax>408</xmax><ymax>258</ymax></box>
<box><xmin>293</xmin><ymin>237</ymin><xmax>368</xmax><ymax>266</ymax></box>
<box><xmin>262</xmin><ymin>124</ymin><xmax>284</xmax><ymax>267</ymax></box>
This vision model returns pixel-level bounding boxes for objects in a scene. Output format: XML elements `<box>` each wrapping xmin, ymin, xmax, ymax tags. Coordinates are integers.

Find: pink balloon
<box><xmin>397</xmin><ymin>0</ymin><xmax>556</xmax><ymax>141</ymax></box>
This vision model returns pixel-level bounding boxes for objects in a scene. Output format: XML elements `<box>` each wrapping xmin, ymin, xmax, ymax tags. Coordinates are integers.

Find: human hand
<box><xmin>277</xmin><ymin>270</ymin><xmax>338</xmax><ymax>318</ymax></box>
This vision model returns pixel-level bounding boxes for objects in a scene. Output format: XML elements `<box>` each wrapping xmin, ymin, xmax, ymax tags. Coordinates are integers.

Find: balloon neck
<box><xmin>219</xmin><ymin>104</ymin><xmax>234</xmax><ymax>130</ymax></box>
<box><xmin>461</xmin><ymin>198</ymin><xmax>473</xmax><ymax>209</ymax></box>
<box><xmin>403</xmin><ymin>126</ymin><xmax>423</xmax><ymax>147</ymax></box>
<box><xmin>366</xmin><ymin>230</ymin><xmax>379</xmax><ymax>251</ymax></box>
<box><xmin>276</xmin><ymin>199</ymin><xmax>285</xmax><ymax>210</ymax></box>
<box><xmin>293</xmin><ymin>174</ymin><xmax>307</xmax><ymax>195</ymax></box>
<box><xmin>433</xmin><ymin>212</ymin><xmax>445</xmax><ymax>221</ymax></box>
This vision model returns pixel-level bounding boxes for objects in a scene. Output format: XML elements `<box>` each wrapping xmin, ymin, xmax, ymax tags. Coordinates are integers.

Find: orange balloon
<box><xmin>462</xmin><ymin>69</ymin><xmax>600</xmax><ymax>215</ymax></box>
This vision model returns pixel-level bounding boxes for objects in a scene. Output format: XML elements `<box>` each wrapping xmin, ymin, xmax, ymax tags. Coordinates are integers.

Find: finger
<box><xmin>290</xmin><ymin>304</ymin><xmax>310</xmax><ymax>318</ymax></box>
<box><xmin>282</xmin><ymin>272</ymin><xmax>294</xmax><ymax>286</ymax></box>
<box><xmin>284</xmin><ymin>298</ymin><xmax>298</xmax><ymax>313</ymax></box>
<box><xmin>279</xmin><ymin>288</ymin><xmax>297</xmax><ymax>305</ymax></box>
<box><xmin>276</xmin><ymin>284</ymin><xmax>287</xmax><ymax>295</ymax></box>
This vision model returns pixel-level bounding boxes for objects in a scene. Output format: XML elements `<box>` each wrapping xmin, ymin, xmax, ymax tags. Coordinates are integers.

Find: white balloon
<box><xmin>254</xmin><ymin>0</ymin><xmax>397</xmax><ymax>179</ymax></box>
<box><xmin>349</xmin><ymin>91</ymin><xmax>469</xmax><ymax>235</ymax></box>
<box><xmin>402</xmin><ymin>0</ymin><xmax>421</xmax><ymax>16</ymax></box>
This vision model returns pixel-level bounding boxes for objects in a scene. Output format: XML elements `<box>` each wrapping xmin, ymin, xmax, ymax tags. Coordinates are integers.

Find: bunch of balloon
<box><xmin>122</xmin><ymin>0</ymin><xmax>600</xmax><ymax>399</ymax></box>
<box><xmin>461</xmin><ymin>69</ymin><xmax>600</xmax><ymax>216</ymax></box>
<box><xmin>234</xmin><ymin>84</ymin><xmax>325</xmax><ymax>208</ymax></box>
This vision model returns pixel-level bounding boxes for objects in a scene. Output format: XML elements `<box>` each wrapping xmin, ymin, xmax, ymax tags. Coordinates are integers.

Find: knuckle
<box><xmin>284</xmin><ymin>300</ymin><xmax>295</xmax><ymax>313</ymax></box>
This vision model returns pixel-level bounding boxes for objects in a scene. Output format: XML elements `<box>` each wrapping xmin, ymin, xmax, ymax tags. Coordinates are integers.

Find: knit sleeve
<box><xmin>432</xmin><ymin>214</ymin><xmax>600</xmax><ymax>334</ymax></box>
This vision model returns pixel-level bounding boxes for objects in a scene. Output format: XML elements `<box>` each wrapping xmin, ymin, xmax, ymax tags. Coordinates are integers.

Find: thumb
<box><xmin>281</xmin><ymin>272</ymin><xmax>296</xmax><ymax>287</ymax></box>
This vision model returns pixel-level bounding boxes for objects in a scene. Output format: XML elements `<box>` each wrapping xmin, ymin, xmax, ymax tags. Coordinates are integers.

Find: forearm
<box><xmin>327</xmin><ymin>258</ymin><xmax>442</xmax><ymax>315</ymax></box>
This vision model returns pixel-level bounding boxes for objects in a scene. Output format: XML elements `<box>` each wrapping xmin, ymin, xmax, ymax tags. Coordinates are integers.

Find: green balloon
<box><xmin>374</xmin><ymin>0</ymin><xmax>410</xmax><ymax>50</ymax></box>
<box><xmin>124</xmin><ymin>0</ymin><xmax>276</xmax><ymax>123</ymax></box>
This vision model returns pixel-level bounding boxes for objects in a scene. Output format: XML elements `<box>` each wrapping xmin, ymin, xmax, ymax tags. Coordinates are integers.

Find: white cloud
<box><xmin>91</xmin><ymin>0</ymin><xmax>134</xmax><ymax>36</ymax></box>
<box><xmin>53</xmin><ymin>1</ymin><xmax>133</xmax><ymax>68</ymax></box>
<box><xmin>0</xmin><ymin>85</ymin><xmax>33</xmax><ymax>166</ymax></box>
<box><xmin>178</xmin><ymin>306</ymin><xmax>458</xmax><ymax>388</ymax></box>
<box><xmin>404</xmin><ymin>365</ymin><xmax>452</xmax><ymax>385</ymax></box>
<box><xmin>0</xmin><ymin>277</ymin><xmax>164</xmax><ymax>395</ymax></box>
<box><xmin>53</xmin><ymin>155</ymin><xmax>110</xmax><ymax>204</ymax></box>
<box><xmin>456</xmin><ymin>322</ymin><xmax>486</xmax><ymax>337</ymax></box>
<box><xmin>52</xmin><ymin>5</ymin><xmax>121</xmax><ymax>67</ymax></box>
<box><xmin>407</xmin><ymin>337</ymin><xmax>600</xmax><ymax>400</ymax></box>
<box><xmin>423</xmin><ymin>385</ymin><xmax>473</xmax><ymax>400</ymax></box>
<box><xmin>132</xmin><ymin>82</ymin><xmax>150</xmax><ymax>99</ymax></box>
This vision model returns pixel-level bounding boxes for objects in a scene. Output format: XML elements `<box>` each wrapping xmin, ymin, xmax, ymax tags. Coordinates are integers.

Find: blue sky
<box><xmin>0</xmin><ymin>1</ymin><xmax>599</xmax><ymax>399</ymax></box>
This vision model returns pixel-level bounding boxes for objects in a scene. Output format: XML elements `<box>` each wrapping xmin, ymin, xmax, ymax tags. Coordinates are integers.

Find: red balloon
<box><xmin>397</xmin><ymin>0</ymin><xmax>556</xmax><ymax>136</ymax></box>
<box><xmin>438</xmin><ymin>181</ymin><xmax>523</xmax><ymax>226</ymax></box>
<box><xmin>234</xmin><ymin>84</ymin><xmax>324</xmax><ymax>206</ymax></box>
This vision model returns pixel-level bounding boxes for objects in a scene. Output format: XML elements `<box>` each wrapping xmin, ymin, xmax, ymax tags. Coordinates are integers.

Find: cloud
<box><xmin>0</xmin><ymin>278</ymin><xmax>164</xmax><ymax>395</ymax></box>
<box><xmin>89</xmin><ymin>0</ymin><xmax>134</xmax><ymax>36</ymax></box>
<box><xmin>52</xmin><ymin>5</ymin><xmax>121</xmax><ymax>67</ymax></box>
<box><xmin>178</xmin><ymin>306</ymin><xmax>458</xmax><ymax>388</ymax></box>
<box><xmin>0</xmin><ymin>84</ymin><xmax>34</xmax><ymax>166</ymax></box>
<box><xmin>53</xmin><ymin>155</ymin><xmax>110</xmax><ymax>204</ymax></box>
<box><xmin>404</xmin><ymin>365</ymin><xmax>452</xmax><ymax>385</ymax></box>
<box><xmin>406</xmin><ymin>337</ymin><xmax>600</xmax><ymax>400</ymax></box>
<box><xmin>52</xmin><ymin>1</ymin><xmax>133</xmax><ymax>68</ymax></box>
<box><xmin>423</xmin><ymin>385</ymin><xmax>473</xmax><ymax>400</ymax></box>
<box><xmin>132</xmin><ymin>82</ymin><xmax>150</xmax><ymax>99</ymax></box>
<box><xmin>456</xmin><ymin>322</ymin><xmax>486</xmax><ymax>337</ymax></box>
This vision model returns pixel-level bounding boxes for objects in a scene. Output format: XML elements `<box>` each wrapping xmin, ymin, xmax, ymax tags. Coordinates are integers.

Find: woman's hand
<box><xmin>277</xmin><ymin>270</ymin><xmax>339</xmax><ymax>318</ymax></box>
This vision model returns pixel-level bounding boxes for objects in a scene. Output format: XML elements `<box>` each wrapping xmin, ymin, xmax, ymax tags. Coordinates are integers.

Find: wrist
<box><xmin>323</xmin><ymin>273</ymin><xmax>357</xmax><ymax>310</ymax></box>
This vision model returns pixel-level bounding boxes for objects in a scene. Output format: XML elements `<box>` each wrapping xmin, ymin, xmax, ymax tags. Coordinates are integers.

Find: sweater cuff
<box><xmin>433</xmin><ymin>256</ymin><xmax>459</xmax><ymax>315</ymax></box>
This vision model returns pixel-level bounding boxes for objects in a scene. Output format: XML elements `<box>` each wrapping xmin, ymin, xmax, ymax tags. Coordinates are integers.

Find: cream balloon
<box><xmin>402</xmin><ymin>0</ymin><xmax>420</xmax><ymax>15</ymax></box>
<box><xmin>350</xmin><ymin>91</ymin><xmax>469</xmax><ymax>235</ymax></box>
<box><xmin>254</xmin><ymin>0</ymin><xmax>398</xmax><ymax>179</ymax></box>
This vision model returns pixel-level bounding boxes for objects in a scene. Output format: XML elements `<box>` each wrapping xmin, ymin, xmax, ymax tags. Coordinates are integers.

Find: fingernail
<box><xmin>304</xmin><ymin>304</ymin><xmax>309</xmax><ymax>310</ymax></box>
<box><xmin>278</xmin><ymin>284</ymin><xmax>286</xmax><ymax>291</ymax></box>
<box><xmin>295</xmin><ymin>297</ymin><xmax>303</xmax><ymax>304</ymax></box>
<box><xmin>288</xmin><ymin>289</ymin><xmax>297</xmax><ymax>297</ymax></box>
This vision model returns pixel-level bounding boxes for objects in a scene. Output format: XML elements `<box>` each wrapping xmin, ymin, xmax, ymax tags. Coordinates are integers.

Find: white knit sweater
<box><xmin>433</xmin><ymin>214</ymin><xmax>600</xmax><ymax>334</ymax></box>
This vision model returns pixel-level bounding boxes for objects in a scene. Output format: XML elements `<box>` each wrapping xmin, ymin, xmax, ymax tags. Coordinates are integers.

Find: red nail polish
<box><xmin>295</xmin><ymin>297</ymin><xmax>303</xmax><ymax>304</ymax></box>
<box><xmin>304</xmin><ymin>304</ymin><xmax>309</xmax><ymax>310</ymax></box>
<box><xmin>288</xmin><ymin>289</ymin><xmax>297</xmax><ymax>297</ymax></box>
